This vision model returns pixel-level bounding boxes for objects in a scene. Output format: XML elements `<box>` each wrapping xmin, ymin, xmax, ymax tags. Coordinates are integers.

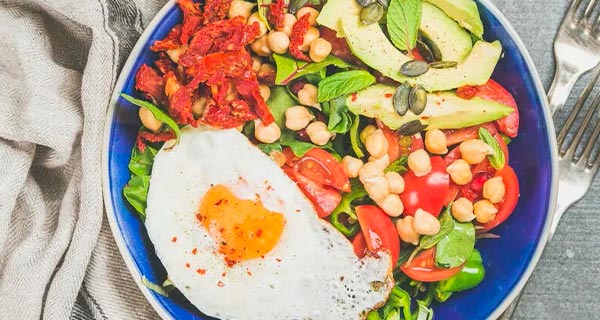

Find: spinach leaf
<box><xmin>266</xmin><ymin>86</ymin><xmax>297</xmax><ymax>127</ymax></box>
<box><xmin>478</xmin><ymin>127</ymin><xmax>506</xmax><ymax>169</ymax></box>
<box><xmin>349</xmin><ymin>113</ymin><xmax>365</xmax><ymax>158</ymax></box>
<box><xmin>326</xmin><ymin>96</ymin><xmax>353</xmax><ymax>134</ymax></box>
<box><xmin>120</xmin><ymin>94</ymin><xmax>181</xmax><ymax>144</ymax></box>
<box><xmin>385</xmin><ymin>156</ymin><xmax>408</xmax><ymax>174</ymax></box>
<box><xmin>273</xmin><ymin>54</ymin><xmax>350</xmax><ymax>85</ymax></box>
<box><xmin>128</xmin><ymin>146</ymin><xmax>157</xmax><ymax>176</ymax></box>
<box><xmin>387</xmin><ymin>0</ymin><xmax>422</xmax><ymax>52</ymax></box>
<box><xmin>317</xmin><ymin>70</ymin><xmax>375</xmax><ymax>102</ymax></box>
<box><xmin>435</xmin><ymin>220</ymin><xmax>475</xmax><ymax>268</ymax></box>
<box><xmin>123</xmin><ymin>175</ymin><xmax>151</xmax><ymax>220</ymax></box>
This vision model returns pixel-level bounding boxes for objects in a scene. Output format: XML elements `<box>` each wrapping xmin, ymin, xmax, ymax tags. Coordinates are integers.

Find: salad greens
<box><xmin>434</xmin><ymin>249</ymin><xmax>485</xmax><ymax>302</ymax></box>
<box><xmin>121</xmin><ymin>94</ymin><xmax>180</xmax><ymax>143</ymax></box>
<box><xmin>435</xmin><ymin>220</ymin><xmax>475</xmax><ymax>269</ymax></box>
<box><xmin>273</xmin><ymin>54</ymin><xmax>350</xmax><ymax>85</ymax></box>
<box><xmin>387</xmin><ymin>0</ymin><xmax>422</xmax><ymax>52</ymax></box>
<box><xmin>123</xmin><ymin>145</ymin><xmax>157</xmax><ymax>220</ymax></box>
<box><xmin>317</xmin><ymin>70</ymin><xmax>375</xmax><ymax>102</ymax></box>
<box><xmin>479</xmin><ymin>127</ymin><xmax>506</xmax><ymax>169</ymax></box>
<box><xmin>324</xmin><ymin>96</ymin><xmax>353</xmax><ymax>134</ymax></box>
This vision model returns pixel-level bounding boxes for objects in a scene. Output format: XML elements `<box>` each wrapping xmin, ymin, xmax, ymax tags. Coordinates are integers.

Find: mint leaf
<box><xmin>478</xmin><ymin>127</ymin><xmax>506</xmax><ymax>169</ymax></box>
<box><xmin>387</xmin><ymin>0</ymin><xmax>422</xmax><ymax>52</ymax></box>
<box><xmin>317</xmin><ymin>70</ymin><xmax>375</xmax><ymax>102</ymax></box>
<box><xmin>326</xmin><ymin>96</ymin><xmax>353</xmax><ymax>134</ymax></box>
<box><xmin>273</xmin><ymin>54</ymin><xmax>350</xmax><ymax>85</ymax></box>
<box><xmin>120</xmin><ymin>94</ymin><xmax>180</xmax><ymax>144</ymax></box>
<box><xmin>435</xmin><ymin>220</ymin><xmax>475</xmax><ymax>268</ymax></box>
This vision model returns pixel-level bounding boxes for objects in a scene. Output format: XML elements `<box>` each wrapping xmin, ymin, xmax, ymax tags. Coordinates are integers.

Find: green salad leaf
<box><xmin>123</xmin><ymin>175</ymin><xmax>151</xmax><ymax>220</ymax></box>
<box><xmin>478</xmin><ymin>127</ymin><xmax>506</xmax><ymax>169</ymax></box>
<box><xmin>385</xmin><ymin>156</ymin><xmax>408</xmax><ymax>174</ymax></box>
<box><xmin>387</xmin><ymin>0</ymin><xmax>422</xmax><ymax>52</ymax></box>
<box><xmin>349</xmin><ymin>113</ymin><xmax>365</xmax><ymax>158</ymax></box>
<box><xmin>120</xmin><ymin>94</ymin><xmax>180</xmax><ymax>144</ymax></box>
<box><xmin>435</xmin><ymin>220</ymin><xmax>475</xmax><ymax>268</ymax></box>
<box><xmin>317</xmin><ymin>70</ymin><xmax>375</xmax><ymax>102</ymax></box>
<box><xmin>325</xmin><ymin>96</ymin><xmax>353</xmax><ymax>134</ymax></box>
<box><xmin>273</xmin><ymin>54</ymin><xmax>350</xmax><ymax>85</ymax></box>
<box><xmin>417</xmin><ymin>206</ymin><xmax>454</xmax><ymax>250</ymax></box>
<box><xmin>128</xmin><ymin>146</ymin><xmax>157</xmax><ymax>176</ymax></box>
<box><xmin>267</xmin><ymin>86</ymin><xmax>297</xmax><ymax>127</ymax></box>
<box><xmin>367</xmin><ymin>286</ymin><xmax>414</xmax><ymax>320</ymax></box>
<box><xmin>330</xmin><ymin>178</ymin><xmax>368</xmax><ymax>235</ymax></box>
<box><xmin>257</xmin><ymin>0</ymin><xmax>272</xmax><ymax>30</ymax></box>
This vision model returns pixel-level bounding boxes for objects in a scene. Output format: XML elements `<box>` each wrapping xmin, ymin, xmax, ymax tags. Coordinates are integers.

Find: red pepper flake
<box><xmin>350</xmin><ymin>93</ymin><xmax>358</xmax><ymax>102</ymax></box>
<box><xmin>289</xmin><ymin>13</ymin><xmax>311</xmax><ymax>62</ymax></box>
<box><xmin>256</xmin><ymin>229</ymin><xmax>263</xmax><ymax>237</ymax></box>
<box><xmin>191</xmin><ymin>248</ymin><xmax>198</xmax><ymax>255</ymax></box>
<box><xmin>295</xmin><ymin>209</ymin><xmax>301</xmax><ymax>213</ymax></box>
<box><xmin>267</xmin><ymin>0</ymin><xmax>285</xmax><ymax>29</ymax></box>
<box><xmin>247</xmin><ymin>270</ymin><xmax>253</xmax><ymax>276</ymax></box>
<box><xmin>275</xmin><ymin>258</ymin><xmax>282</xmax><ymax>262</ymax></box>
<box><xmin>197</xmin><ymin>268</ymin><xmax>207</xmax><ymax>275</ymax></box>
<box><xmin>456</xmin><ymin>85</ymin><xmax>479</xmax><ymax>99</ymax></box>
<box><xmin>185</xmin><ymin>263</ymin><xmax>191</xmax><ymax>268</ymax></box>
<box><xmin>384</xmin><ymin>93</ymin><xmax>393</xmax><ymax>98</ymax></box>
<box><xmin>217</xmin><ymin>281</ymin><xmax>225</xmax><ymax>287</ymax></box>
<box><xmin>171</xmin><ymin>237</ymin><xmax>177</xmax><ymax>243</ymax></box>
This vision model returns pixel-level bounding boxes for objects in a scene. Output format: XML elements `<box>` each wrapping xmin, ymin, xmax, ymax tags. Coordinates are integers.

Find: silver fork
<box><xmin>499</xmin><ymin>64</ymin><xmax>600</xmax><ymax>320</ymax></box>
<box><xmin>547</xmin><ymin>0</ymin><xmax>600</xmax><ymax>114</ymax></box>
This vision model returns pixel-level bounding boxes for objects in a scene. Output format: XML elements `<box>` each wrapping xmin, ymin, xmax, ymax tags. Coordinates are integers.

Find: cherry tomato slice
<box><xmin>283</xmin><ymin>167</ymin><xmax>342</xmax><ymax>218</ymax></box>
<box><xmin>400</xmin><ymin>248</ymin><xmax>462</xmax><ymax>282</ymax></box>
<box><xmin>356</xmin><ymin>205</ymin><xmax>400</xmax><ymax>264</ymax></box>
<box><xmin>284</xmin><ymin>147</ymin><xmax>350</xmax><ymax>192</ymax></box>
<box><xmin>479</xmin><ymin>165</ymin><xmax>520</xmax><ymax>231</ymax></box>
<box><xmin>443</xmin><ymin>122</ymin><xmax>498</xmax><ymax>147</ymax></box>
<box><xmin>379</xmin><ymin>123</ymin><xmax>401</xmax><ymax>162</ymax></box>
<box><xmin>352</xmin><ymin>232</ymin><xmax>367</xmax><ymax>258</ymax></box>
<box><xmin>400</xmin><ymin>156</ymin><xmax>450</xmax><ymax>217</ymax></box>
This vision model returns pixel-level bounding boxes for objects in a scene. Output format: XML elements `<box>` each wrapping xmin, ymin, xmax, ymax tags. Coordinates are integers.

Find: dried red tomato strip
<box><xmin>155</xmin><ymin>54</ymin><xmax>176</xmax><ymax>75</ymax></box>
<box><xmin>268</xmin><ymin>0</ymin><xmax>285</xmax><ymax>29</ymax></box>
<box><xmin>204</xmin><ymin>0</ymin><xmax>233</xmax><ymax>23</ymax></box>
<box><xmin>136</xmin><ymin>131</ymin><xmax>176</xmax><ymax>153</ymax></box>
<box><xmin>151</xmin><ymin>25</ymin><xmax>182</xmax><ymax>51</ymax></box>
<box><xmin>203</xmin><ymin>99</ymin><xmax>257</xmax><ymax>128</ymax></box>
<box><xmin>206</xmin><ymin>73</ymin><xmax>229</xmax><ymax>105</ymax></box>
<box><xmin>135</xmin><ymin>64</ymin><xmax>165</xmax><ymax>105</ymax></box>
<box><xmin>178</xmin><ymin>0</ymin><xmax>203</xmax><ymax>44</ymax></box>
<box><xmin>289</xmin><ymin>13</ymin><xmax>311</xmax><ymax>62</ymax></box>
<box><xmin>235</xmin><ymin>75</ymin><xmax>274</xmax><ymax>125</ymax></box>
<box><xmin>168</xmin><ymin>86</ymin><xmax>197</xmax><ymax>126</ymax></box>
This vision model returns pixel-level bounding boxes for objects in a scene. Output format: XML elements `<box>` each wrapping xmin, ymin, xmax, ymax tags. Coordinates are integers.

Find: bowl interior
<box><xmin>104</xmin><ymin>2</ymin><xmax>555</xmax><ymax>319</ymax></box>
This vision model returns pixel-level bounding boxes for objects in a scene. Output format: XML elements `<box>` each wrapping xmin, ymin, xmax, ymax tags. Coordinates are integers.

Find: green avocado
<box><xmin>340</xmin><ymin>16</ymin><xmax>501</xmax><ymax>92</ymax></box>
<box><xmin>316</xmin><ymin>0</ymin><xmax>361</xmax><ymax>37</ymax></box>
<box><xmin>346</xmin><ymin>84</ymin><xmax>514</xmax><ymax>130</ymax></box>
<box><xmin>421</xmin><ymin>2</ymin><xmax>473</xmax><ymax>62</ymax></box>
<box><xmin>426</xmin><ymin>0</ymin><xmax>484</xmax><ymax>38</ymax></box>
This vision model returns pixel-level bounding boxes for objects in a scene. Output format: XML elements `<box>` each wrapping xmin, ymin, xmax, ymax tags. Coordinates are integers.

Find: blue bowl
<box><xmin>102</xmin><ymin>1</ymin><xmax>558</xmax><ymax>319</ymax></box>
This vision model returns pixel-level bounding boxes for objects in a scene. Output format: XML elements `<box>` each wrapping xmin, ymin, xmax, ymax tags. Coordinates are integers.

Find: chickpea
<box><xmin>300</xmin><ymin>27</ymin><xmax>320</xmax><ymax>51</ymax></box>
<box><xmin>285</xmin><ymin>106</ymin><xmax>314</xmax><ymax>131</ymax></box>
<box><xmin>341</xmin><ymin>156</ymin><xmax>364</xmax><ymax>178</ymax></box>
<box><xmin>473</xmin><ymin>200</ymin><xmax>498</xmax><ymax>223</ymax></box>
<box><xmin>451</xmin><ymin>197</ymin><xmax>475</xmax><ymax>222</ymax></box>
<box><xmin>413</xmin><ymin>209</ymin><xmax>441</xmax><ymax>235</ymax></box>
<box><xmin>364</xmin><ymin>176</ymin><xmax>389</xmax><ymax>202</ymax></box>
<box><xmin>258</xmin><ymin>63</ymin><xmax>276</xmax><ymax>81</ymax></box>
<box><xmin>378</xmin><ymin>194</ymin><xmax>404</xmax><ymax>217</ymax></box>
<box><xmin>226</xmin><ymin>80</ymin><xmax>238</xmax><ymax>100</ymax></box>
<box><xmin>254</xmin><ymin>119</ymin><xmax>281</xmax><ymax>143</ymax></box>
<box><xmin>306</xmin><ymin>121</ymin><xmax>332</xmax><ymax>145</ymax></box>
<box><xmin>359</xmin><ymin>161</ymin><xmax>384</xmax><ymax>184</ymax></box>
<box><xmin>267</xmin><ymin>31</ymin><xmax>290</xmax><ymax>54</ymax></box>
<box><xmin>192</xmin><ymin>96</ymin><xmax>208</xmax><ymax>116</ymax></box>
<box><xmin>425</xmin><ymin>129</ymin><xmax>448</xmax><ymax>154</ymax></box>
<box><xmin>250</xmin><ymin>35</ymin><xmax>272</xmax><ymax>57</ymax></box>
<box><xmin>166</xmin><ymin>44</ymin><xmax>187</xmax><ymax>63</ymax></box>
<box><xmin>396</xmin><ymin>216</ymin><xmax>420</xmax><ymax>245</ymax></box>
<box><xmin>407</xmin><ymin>149</ymin><xmax>432</xmax><ymax>177</ymax></box>
<box><xmin>370</xmin><ymin>154</ymin><xmax>390</xmax><ymax>171</ymax></box>
<box><xmin>483</xmin><ymin>177</ymin><xmax>506</xmax><ymax>204</ymax></box>
<box><xmin>247</xmin><ymin>13</ymin><xmax>267</xmax><ymax>37</ymax></box>
<box><xmin>459</xmin><ymin>139</ymin><xmax>494</xmax><ymax>164</ymax></box>
<box><xmin>251</xmin><ymin>56</ymin><xmax>262</xmax><ymax>72</ymax></box>
<box><xmin>164</xmin><ymin>76</ymin><xmax>181</xmax><ymax>97</ymax></box>
<box><xmin>228</xmin><ymin>0</ymin><xmax>256</xmax><ymax>20</ymax></box>
<box><xmin>269</xmin><ymin>150</ymin><xmax>287</xmax><ymax>167</ymax></box>
<box><xmin>139</xmin><ymin>108</ymin><xmax>162</xmax><ymax>132</ymax></box>
<box><xmin>385</xmin><ymin>171</ymin><xmax>405</xmax><ymax>194</ymax></box>
<box><xmin>360</xmin><ymin>125</ymin><xmax>377</xmax><ymax>144</ymax></box>
<box><xmin>446</xmin><ymin>159</ymin><xmax>472</xmax><ymax>185</ymax></box>
<box><xmin>297</xmin><ymin>83</ymin><xmax>319</xmax><ymax>108</ymax></box>
<box><xmin>365</xmin><ymin>129</ymin><xmax>388</xmax><ymax>158</ymax></box>
<box><xmin>279</xmin><ymin>14</ymin><xmax>297</xmax><ymax>36</ymax></box>
<box><xmin>309</xmin><ymin>38</ymin><xmax>332</xmax><ymax>63</ymax></box>
<box><xmin>296</xmin><ymin>7</ymin><xmax>319</xmax><ymax>26</ymax></box>
<box><xmin>258</xmin><ymin>84</ymin><xmax>271</xmax><ymax>101</ymax></box>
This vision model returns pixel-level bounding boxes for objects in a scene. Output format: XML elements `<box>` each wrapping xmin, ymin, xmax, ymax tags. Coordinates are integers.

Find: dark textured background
<box><xmin>494</xmin><ymin>1</ymin><xmax>600</xmax><ymax>319</ymax></box>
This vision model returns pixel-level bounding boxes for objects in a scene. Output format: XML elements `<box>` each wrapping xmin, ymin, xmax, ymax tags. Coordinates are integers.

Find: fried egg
<box><xmin>145</xmin><ymin>126</ymin><xmax>393</xmax><ymax>320</ymax></box>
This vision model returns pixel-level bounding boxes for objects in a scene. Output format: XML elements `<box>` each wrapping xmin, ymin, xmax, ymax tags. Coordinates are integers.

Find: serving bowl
<box><xmin>102</xmin><ymin>0</ymin><xmax>558</xmax><ymax>318</ymax></box>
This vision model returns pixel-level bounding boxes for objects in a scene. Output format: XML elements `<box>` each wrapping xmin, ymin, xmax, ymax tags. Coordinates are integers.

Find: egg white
<box><xmin>145</xmin><ymin>126</ymin><xmax>393</xmax><ymax>320</ymax></box>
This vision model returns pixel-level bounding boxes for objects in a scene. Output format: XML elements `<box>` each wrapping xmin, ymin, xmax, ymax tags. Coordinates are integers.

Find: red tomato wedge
<box><xmin>283</xmin><ymin>167</ymin><xmax>341</xmax><ymax>218</ymax></box>
<box><xmin>352</xmin><ymin>232</ymin><xmax>367</xmax><ymax>258</ymax></box>
<box><xmin>356</xmin><ymin>205</ymin><xmax>400</xmax><ymax>264</ymax></box>
<box><xmin>379</xmin><ymin>123</ymin><xmax>401</xmax><ymax>162</ymax></box>
<box><xmin>284</xmin><ymin>148</ymin><xmax>350</xmax><ymax>192</ymax></box>
<box><xmin>400</xmin><ymin>248</ymin><xmax>462</xmax><ymax>282</ymax></box>
<box><xmin>400</xmin><ymin>156</ymin><xmax>450</xmax><ymax>217</ymax></box>
<box><xmin>480</xmin><ymin>165</ymin><xmax>520</xmax><ymax>231</ymax></box>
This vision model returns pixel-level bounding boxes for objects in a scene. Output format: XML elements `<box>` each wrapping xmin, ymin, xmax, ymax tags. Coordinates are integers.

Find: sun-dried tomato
<box><xmin>168</xmin><ymin>86</ymin><xmax>197</xmax><ymax>126</ymax></box>
<box><xmin>206</xmin><ymin>72</ymin><xmax>229</xmax><ymax>104</ymax></box>
<box><xmin>187</xmin><ymin>50</ymin><xmax>253</xmax><ymax>87</ymax></box>
<box><xmin>289</xmin><ymin>13</ymin><xmax>311</xmax><ymax>61</ymax></box>
<box><xmin>178</xmin><ymin>0</ymin><xmax>203</xmax><ymax>44</ymax></box>
<box><xmin>135</xmin><ymin>64</ymin><xmax>165</xmax><ymax>105</ymax></box>
<box><xmin>155</xmin><ymin>53</ymin><xmax>176</xmax><ymax>75</ymax></box>
<box><xmin>136</xmin><ymin>131</ymin><xmax>176</xmax><ymax>153</ymax></box>
<box><xmin>203</xmin><ymin>99</ymin><xmax>257</xmax><ymax>128</ymax></box>
<box><xmin>204</xmin><ymin>0</ymin><xmax>233</xmax><ymax>23</ymax></box>
<box><xmin>235</xmin><ymin>75</ymin><xmax>274</xmax><ymax>125</ymax></box>
<box><xmin>151</xmin><ymin>25</ymin><xmax>182</xmax><ymax>51</ymax></box>
<box><xmin>268</xmin><ymin>0</ymin><xmax>285</xmax><ymax>29</ymax></box>
<box><xmin>257</xmin><ymin>66</ymin><xmax>276</xmax><ymax>86</ymax></box>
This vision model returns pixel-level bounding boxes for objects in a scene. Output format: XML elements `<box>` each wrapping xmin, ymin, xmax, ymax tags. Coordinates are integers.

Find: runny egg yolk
<box><xmin>197</xmin><ymin>184</ymin><xmax>285</xmax><ymax>264</ymax></box>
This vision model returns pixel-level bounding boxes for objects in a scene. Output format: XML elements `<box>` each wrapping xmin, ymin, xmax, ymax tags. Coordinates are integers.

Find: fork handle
<box><xmin>548</xmin><ymin>182</ymin><xmax>573</xmax><ymax>240</ymax></box>
<box><xmin>547</xmin><ymin>61</ymin><xmax>585</xmax><ymax>115</ymax></box>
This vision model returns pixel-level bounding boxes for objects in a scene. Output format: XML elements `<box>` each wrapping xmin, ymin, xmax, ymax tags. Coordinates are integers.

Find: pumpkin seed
<box><xmin>429</xmin><ymin>61</ymin><xmax>458</xmax><ymax>69</ymax></box>
<box><xmin>376</xmin><ymin>0</ymin><xmax>389</xmax><ymax>8</ymax></box>
<box><xmin>393</xmin><ymin>83</ymin><xmax>411</xmax><ymax>116</ymax></box>
<box><xmin>355</xmin><ymin>0</ymin><xmax>373</xmax><ymax>7</ymax></box>
<box><xmin>408</xmin><ymin>85</ymin><xmax>427</xmax><ymax>115</ymax></box>
<box><xmin>400</xmin><ymin>60</ymin><xmax>430</xmax><ymax>77</ymax></box>
<box><xmin>397</xmin><ymin>120</ymin><xmax>428</xmax><ymax>136</ymax></box>
<box><xmin>360</xmin><ymin>3</ymin><xmax>383</xmax><ymax>25</ymax></box>
<box><xmin>416</xmin><ymin>40</ymin><xmax>435</xmax><ymax>62</ymax></box>
<box><xmin>422</xmin><ymin>37</ymin><xmax>442</xmax><ymax>61</ymax></box>
<box><xmin>288</xmin><ymin>0</ymin><xmax>308</xmax><ymax>14</ymax></box>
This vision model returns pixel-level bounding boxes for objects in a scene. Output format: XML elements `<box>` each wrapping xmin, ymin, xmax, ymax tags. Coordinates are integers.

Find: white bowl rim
<box><xmin>100</xmin><ymin>0</ymin><xmax>559</xmax><ymax>319</ymax></box>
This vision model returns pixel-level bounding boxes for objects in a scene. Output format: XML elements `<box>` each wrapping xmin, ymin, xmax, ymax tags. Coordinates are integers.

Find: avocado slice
<box><xmin>346</xmin><ymin>84</ymin><xmax>514</xmax><ymax>130</ymax></box>
<box><xmin>316</xmin><ymin>0</ymin><xmax>361</xmax><ymax>37</ymax></box>
<box><xmin>421</xmin><ymin>2</ymin><xmax>472</xmax><ymax>62</ymax></box>
<box><xmin>426</xmin><ymin>0</ymin><xmax>484</xmax><ymax>38</ymax></box>
<box><xmin>340</xmin><ymin>16</ymin><xmax>502</xmax><ymax>92</ymax></box>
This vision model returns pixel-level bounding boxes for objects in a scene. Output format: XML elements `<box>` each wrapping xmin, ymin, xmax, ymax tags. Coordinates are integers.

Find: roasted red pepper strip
<box><xmin>204</xmin><ymin>0</ymin><xmax>233</xmax><ymax>23</ymax></box>
<box><xmin>136</xmin><ymin>131</ymin><xmax>176</xmax><ymax>153</ymax></box>
<box><xmin>289</xmin><ymin>13</ymin><xmax>311</xmax><ymax>62</ymax></box>
<box><xmin>135</xmin><ymin>64</ymin><xmax>165</xmax><ymax>105</ymax></box>
<box><xmin>151</xmin><ymin>24</ymin><xmax>182</xmax><ymax>51</ymax></box>
<box><xmin>268</xmin><ymin>0</ymin><xmax>285</xmax><ymax>29</ymax></box>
